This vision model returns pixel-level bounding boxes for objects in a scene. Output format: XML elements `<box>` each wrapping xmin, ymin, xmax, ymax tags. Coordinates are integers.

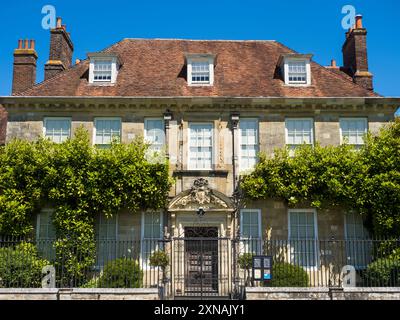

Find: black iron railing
<box><xmin>234</xmin><ymin>238</ymin><xmax>400</xmax><ymax>288</ymax></box>
<box><xmin>0</xmin><ymin>236</ymin><xmax>399</xmax><ymax>290</ymax></box>
<box><xmin>0</xmin><ymin>236</ymin><xmax>162</xmax><ymax>289</ymax></box>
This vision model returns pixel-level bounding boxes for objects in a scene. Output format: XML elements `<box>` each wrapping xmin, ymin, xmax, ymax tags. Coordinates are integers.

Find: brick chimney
<box><xmin>12</xmin><ymin>39</ymin><xmax>38</xmax><ymax>95</ymax></box>
<box><xmin>44</xmin><ymin>17</ymin><xmax>74</xmax><ymax>80</ymax></box>
<box><xmin>342</xmin><ymin>14</ymin><xmax>373</xmax><ymax>90</ymax></box>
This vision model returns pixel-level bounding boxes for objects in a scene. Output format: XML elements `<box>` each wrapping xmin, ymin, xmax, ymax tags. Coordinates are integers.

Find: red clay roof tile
<box><xmin>17</xmin><ymin>39</ymin><xmax>379</xmax><ymax>98</ymax></box>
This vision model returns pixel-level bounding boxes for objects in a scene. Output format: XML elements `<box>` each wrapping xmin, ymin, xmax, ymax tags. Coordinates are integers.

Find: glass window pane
<box><xmin>189</xmin><ymin>123</ymin><xmax>213</xmax><ymax>169</ymax></box>
<box><xmin>45</xmin><ymin>119</ymin><xmax>71</xmax><ymax>143</ymax></box>
<box><xmin>143</xmin><ymin>212</ymin><xmax>162</xmax><ymax>240</ymax></box>
<box><xmin>95</xmin><ymin>119</ymin><xmax>121</xmax><ymax>145</ymax></box>
<box><xmin>289</xmin><ymin>211</ymin><xmax>317</xmax><ymax>267</ymax></box>
<box><xmin>340</xmin><ymin>119</ymin><xmax>367</xmax><ymax>146</ymax></box>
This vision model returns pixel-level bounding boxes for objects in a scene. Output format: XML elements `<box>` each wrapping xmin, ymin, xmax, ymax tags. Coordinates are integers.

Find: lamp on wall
<box><xmin>163</xmin><ymin>110</ymin><xmax>173</xmax><ymax>121</ymax></box>
<box><xmin>230</xmin><ymin>112</ymin><xmax>240</xmax><ymax>129</ymax></box>
<box><xmin>197</xmin><ymin>207</ymin><xmax>205</xmax><ymax>216</ymax></box>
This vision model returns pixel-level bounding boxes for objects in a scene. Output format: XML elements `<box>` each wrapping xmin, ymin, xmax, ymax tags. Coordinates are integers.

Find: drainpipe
<box><xmin>231</xmin><ymin>112</ymin><xmax>240</xmax><ymax>193</ymax></box>
<box><xmin>230</xmin><ymin>112</ymin><xmax>240</xmax><ymax>236</ymax></box>
<box><xmin>163</xmin><ymin>110</ymin><xmax>172</xmax><ymax>160</ymax></box>
<box><xmin>179</xmin><ymin>118</ymin><xmax>184</xmax><ymax>193</ymax></box>
<box><xmin>231</xmin><ymin>112</ymin><xmax>240</xmax><ymax>297</ymax></box>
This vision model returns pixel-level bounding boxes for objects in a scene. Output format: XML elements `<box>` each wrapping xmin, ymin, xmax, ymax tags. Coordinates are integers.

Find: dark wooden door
<box><xmin>184</xmin><ymin>227</ymin><xmax>218</xmax><ymax>294</ymax></box>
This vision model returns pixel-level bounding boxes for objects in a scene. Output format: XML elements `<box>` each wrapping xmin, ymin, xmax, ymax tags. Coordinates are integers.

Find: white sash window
<box><xmin>188</xmin><ymin>123</ymin><xmax>213</xmax><ymax>170</ymax></box>
<box><xmin>94</xmin><ymin>118</ymin><xmax>121</xmax><ymax>147</ymax></box>
<box><xmin>340</xmin><ymin>118</ymin><xmax>367</xmax><ymax>148</ymax></box>
<box><xmin>43</xmin><ymin>118</ymin><xmax>71</xmax><ymax>143</ymax></box>
<box><xmin>239</xmin><ymin>119</ymin><xmax>259</xmax><ymax>172</ymax></box>
<box><xmin>286</xmin><ymin>118</ymin><xmax>314</xmax><ymax>152</ymax></box>
<box><xmin>288</xmin><ymin>209</ymin><xmax>318</xmax><ymax>268</ymax></box>
<box><xmin>145</xmin><ymin>119</ymin><xmax>165</xmax><ymax>153</ymax></box>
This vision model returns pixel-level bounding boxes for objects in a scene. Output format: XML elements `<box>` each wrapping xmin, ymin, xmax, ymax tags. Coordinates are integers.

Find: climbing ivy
<box><xmin>241</xmin><ymin>118</ymin><xmax>400</xmax><ymax>237</ymax></box>
<box><xmin>0</xmin><ymin>128</ymin><xmax>172</xmax><ymax>284</ymax></box>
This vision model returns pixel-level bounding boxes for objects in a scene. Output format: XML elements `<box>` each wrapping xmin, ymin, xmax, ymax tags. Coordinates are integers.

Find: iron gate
<box><xmin>170</xmin><ymin>227</ymin><xmax>235</xmax><ymax>299</ymax></box>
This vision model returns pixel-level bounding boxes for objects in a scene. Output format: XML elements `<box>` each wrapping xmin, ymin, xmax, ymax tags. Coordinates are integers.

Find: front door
<box><xmin>184</xmin><ymin>227</ymin><xmax>218</xmax><ymax>295</ymax></box>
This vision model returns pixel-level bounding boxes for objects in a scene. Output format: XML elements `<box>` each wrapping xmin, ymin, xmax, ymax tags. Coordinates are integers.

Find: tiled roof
<box><xmin>18</xmin><ymin>39</ymin><xmax>379</xmax><ymax>97</ymax></box>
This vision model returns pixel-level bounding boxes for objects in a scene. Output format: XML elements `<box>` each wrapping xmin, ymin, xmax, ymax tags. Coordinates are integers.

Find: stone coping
<box><xmin>245</xmin><ymin>287</ymin><xmax>329</xmax><ymax>293</ymax></box>
<box><xmin>0</xmin><ymin>288</ymin><xmax>158</xmax><ymax>294</ymax></box>
<box><xmin>342</xmin><ymin>287</ymin><xmax>400</xmax><ymax>292</ymax></box>
<box><xmin>0</xmin><ymin>288</ymin><xmax>59</xmax><ymax>293</ymax></box>
<box><xmin>246</xmin><ymin>287</ymin><xmax>400</xmax><ymax>293</ymax></box>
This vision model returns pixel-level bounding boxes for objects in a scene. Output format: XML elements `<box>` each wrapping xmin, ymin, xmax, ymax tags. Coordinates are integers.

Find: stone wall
<box><xmin>246</xmin><ymin>287</ymin><xmax>400</xmax><ymax>300</ymax></box>
<box><xmin>0</xmin><ymin>288</ymin><xmax>159</xmax><ymax>300</ymax></box>
<box><xmin>242</xmin><ymin>199</ymin><xmax>346</xmax><ymax>239</ymax></box>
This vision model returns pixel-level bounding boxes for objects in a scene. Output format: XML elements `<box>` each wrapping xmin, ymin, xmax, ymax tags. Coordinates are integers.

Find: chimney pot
<box><xmin>331</xmin><ymin>59</ymin><xmax>337</xmax><ymax>67</ymax></box>
<box><xmin>75</xmin><ymin>58</ymin><xmax>81</xmax><ymax>65</ymax></box>
<box><xmin>12</xmin><ymin>38</ymin><xmax>38</xmax><ymax>94</ymax></box>
<box><xmin>355</xmin><ymin>15</ymin><xmax>363</xmax><ymax>29</ymax></box>
<box><xmin>342</xmin><ymin>14</ymin><xmax>372</xmax><ymax>90</ymax></box>
<box><xmin>45</xmin><ymin>17</ymin><xmax>74</xmax><ymax>80</ymax></box>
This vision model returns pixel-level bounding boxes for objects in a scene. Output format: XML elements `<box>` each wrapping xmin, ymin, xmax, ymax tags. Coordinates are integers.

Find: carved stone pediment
<box><xmin>169</xmin><ymin>178</ymin><xmax>234</xmax><ymax>211</ymax></box>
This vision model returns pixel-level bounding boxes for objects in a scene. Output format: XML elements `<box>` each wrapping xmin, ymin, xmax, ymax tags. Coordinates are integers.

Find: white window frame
<box><xmin>36</xmin><ymin>209</ymin><xmax>56</xmax><ymax>260</ymax></box>
<box><xmin>239</xmin><ymin>118</ymin><xmax>259</xmax><ymax>172</ymax></box>
<box><xmin>36</xmin><ymin>209</ymin><xmax>56</xmax><ymax>240</ymax></box>
<box><xmin>93</xmin><ymin>117</ymin><xmax>122</xmax><ymax>146</ymax></box>
<box><xmin>187</xmin><ymin>56</ymin><xmax>214</xmax><ymax>86</ymax></box>
<box><xmin>94</xmin><ymin>213</ymin><xmax>119</xmax><ymax>268</ymax></box>
<box><xmin>339</xmin><ymin>117</ymin><xmax>368</xmax><ymax>147</ymax></box>
<box><xmin>144</xmin><ymin>118</ymin><xmax>165</xmax><ymax>153</ymax></box>
<box><xmin>285</xmin><ymin>118</ymin><xmax>314</xmax><ymax>151</ymax></box>
<box><xmin>188</xmin><ymin>122</ymin><xmax>214</xmax><ymax>170</ymax></box>
<box><xmin>95</xmin><ymin>213</ymin><xmax>119</xmax><ymax>240</ymax></box>
<box><xmin>240</xmin><ymin>209</ymin><xmax>262</xmax><ymax>239</ymax></box>
<box><xmin>240</xmin><ymin>209</ymin><xmax>262</xmax><ymax>255</ymax></box>
<box><xmin>89</xmin><ymin>56</ymin><xmax>119</xmax><ymax>84</ymax></box>
<box><xmin>283</xmin><ymin>58</ymin><xmax>312</xmax><ymax>86</ymax></box>
<box><xmin>344</xmin><ymin>213</ymin><xmax>369</xmax><ymax>240</ymax></box>
<box><xmin>43</xmin><ymin>117</ymin><xmax>71</xmax><ymax>143</ymax></box>
<box><xmin>344</xmin><ymin>213</ymin><xmax>371</xmax><ymax>269</ymax></box>
<box><xmin>140</xmin><ymin>211</ymin><xmax>163</xmax><ymax>269</ymax></box>
<box><xmin>288</xmin><ymin>209</ymin><xmax>319</xmax><ymax>269</ymax></box>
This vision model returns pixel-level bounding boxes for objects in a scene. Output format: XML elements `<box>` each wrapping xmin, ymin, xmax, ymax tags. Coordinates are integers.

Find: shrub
<box><xmin>149</xmin><ymin>250</ymin><xmax>169</xmax><ymax>269</ymax></box>
<box><xmin>0</xmin><ymin>242</ymin><xmax>50</xmax><ymax>288</ymax></box>
<box><xmin>265</xmin><ymin>262</ymin><xmax>309</xmax><ymax>287</ymax></box>
<box><xmin>364</xmin><ymin>256</ymin><xmax>400</xmax><ymax>286</ymax></box>
<box><xmin>81</xmin><ymin>277</ymin><xmax>99</xmax><ymax>288</ymax></box>
<box><xmin>97</xmin><ymin>258</ymin><xmax>143</xmax><ymax>288</ymax></box>
<box><xmin>238</xmin><ymin>253</ymin><xmax>253</xmax><ymax>270</ymax></box>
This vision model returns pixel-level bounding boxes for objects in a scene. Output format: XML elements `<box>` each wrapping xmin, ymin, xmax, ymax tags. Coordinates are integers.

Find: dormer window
<box><xmin>279</xmin><ymin>54</ymin><xmax>312</xmax><ymax>86</ymax></box>
<box><xmin>191</xmin><ymin>61</ymin><xmax>210</xmax><ymax>83</ymax></box>
<box><xmin>288</xmin><ymin>60</ymin><xmax>307</xmax><ymax>84</ymax></box>
<box><xmin>186</xmin><ymin>54</ymin><xmax>215</xmax><ymax>86</ymax></box>
<box><xmin>93</xmin><ymin>60</ymin><xmax>112</xmax><ymax>81</ymax></box>
<box><xmin>88</xmin><ymin>53</ymin><xmax>120</xmax><ymax>84</ymax></box>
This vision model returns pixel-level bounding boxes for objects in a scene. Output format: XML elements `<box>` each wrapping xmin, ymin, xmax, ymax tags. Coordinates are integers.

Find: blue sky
<box><xmin>0</xmin><ymin>0</ymin><xmax>399</xmax><ymax>106</ymax></box>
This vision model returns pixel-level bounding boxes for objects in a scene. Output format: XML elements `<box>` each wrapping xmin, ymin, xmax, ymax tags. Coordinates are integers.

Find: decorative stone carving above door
<box><xmin>168</xmin><ymin>178</ymin><xmax>234</xmax><ymax>212</ymax></box>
